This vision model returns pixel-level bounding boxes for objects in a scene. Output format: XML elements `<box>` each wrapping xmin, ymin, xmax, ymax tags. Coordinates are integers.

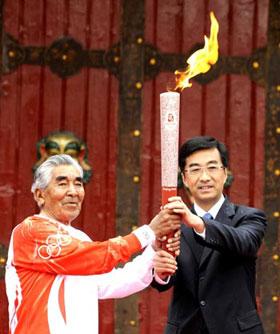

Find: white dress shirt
<box><xmin>194</xmin><ymin>194</ymin><xmax>225</xmax><ymax>238</ymax></box>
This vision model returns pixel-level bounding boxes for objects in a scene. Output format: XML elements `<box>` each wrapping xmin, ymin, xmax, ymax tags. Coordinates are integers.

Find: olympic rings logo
<box><xmin>38</xmin><ymin>232</ymin><xmax>72</xmax><ymax>260</ymax></box>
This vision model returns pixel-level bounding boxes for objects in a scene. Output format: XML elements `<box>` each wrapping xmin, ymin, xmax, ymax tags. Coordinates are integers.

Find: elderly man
<box><xmin>5</xmin><ymin>154</ymin><xmax>180</xmax><ymax>334</ymax></box>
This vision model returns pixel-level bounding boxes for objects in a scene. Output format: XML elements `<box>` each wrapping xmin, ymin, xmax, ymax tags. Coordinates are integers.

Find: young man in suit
<box><xmin>152</xmin><ymin>136</ymin><xmax>267</xmax><ymax>334</ymax></box>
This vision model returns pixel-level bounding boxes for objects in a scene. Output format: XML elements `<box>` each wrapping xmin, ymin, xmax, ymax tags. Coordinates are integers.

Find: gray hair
<box><xmin>31</xmin><ymin>154</ymin><xmax>83</xmax><ymax>193</ymax></box>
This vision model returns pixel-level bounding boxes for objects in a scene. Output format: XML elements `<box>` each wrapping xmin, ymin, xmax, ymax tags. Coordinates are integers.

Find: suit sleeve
<box><xmin>12</xmin><ymin>216</ymin><xmax>143</xmax><ymax>275</ymax></box>
<box><xmin>199</xmin><ymin>207</ymin><xmax>267</xmax><ymax>257</ymax></box>
<box><xmin>151</xmin><ymin>273</ymin><xmax>175</xmax><ymax>292</ymax></box>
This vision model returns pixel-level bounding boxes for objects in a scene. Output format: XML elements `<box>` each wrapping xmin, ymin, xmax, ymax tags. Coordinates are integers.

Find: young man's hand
<box><xmin>164</xmin><ymin>196</ymin><xmax>205</xmax><ymax>234</ymax></box>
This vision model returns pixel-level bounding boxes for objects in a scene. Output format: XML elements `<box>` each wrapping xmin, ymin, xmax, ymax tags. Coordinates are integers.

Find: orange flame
<box><xmin>174</xmin><ymin>11</ymin><xmax>219</xmax><ymax>91</ymax></box>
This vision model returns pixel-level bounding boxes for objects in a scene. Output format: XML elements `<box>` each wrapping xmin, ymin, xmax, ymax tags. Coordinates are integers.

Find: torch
<box><xmin>160</xmin><ymin>91</ymin><xmax>180</xmax><ymax>254</ymax></box>
<box><xmin>160</xmin><ymin>11</ymin><xmax>219</xmax><ymax>254</ymax></box>
<box><xmin>160</xmin><ymin>91</ymin><xmax>180</xmax><ymax>206</ymax></box>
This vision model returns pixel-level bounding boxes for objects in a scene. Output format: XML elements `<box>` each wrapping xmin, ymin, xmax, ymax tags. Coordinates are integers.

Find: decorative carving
<box><xmin>246</xmin><ymin>47</ymin><xmax>266</xmax><ymax>86</ymax></box>
<box><xmin>143</xmin><ymin>42</ymin><xmax>267</xmax><ymax>87</ymax></box>
<box><xmin>1</xmin><ymin>32</ymin><xmax>267</xmax><ymax>87</ymax></box>
<box><xmin>143</xmin><ymin>43</ymin><xmax>163</xmax><ymax>81</ymax></box>
<box><xmin>33</xmin><ymin>131</ymin><xmax>92</xmax><ymax>183</ymax></box>
<box><xmin>104</xmin><ymin>43</ymin><xmax>121</xmax><ymax>78</ymax></box>
<box><xmin>45</xmin><ymin>37</ymin><xmax>84</xmax><ymax>78</ymax></box>
<box><xmin>2</xmin><ymin>33</ymin><xmax>26</xmax><ymax>73</ymax></box>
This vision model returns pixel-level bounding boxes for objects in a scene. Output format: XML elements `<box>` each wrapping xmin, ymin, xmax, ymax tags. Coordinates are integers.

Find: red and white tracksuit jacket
<box><xmin>5</xmin><ymin>215</ymin><xmax>155</xmax><ymax>334</ymax></box>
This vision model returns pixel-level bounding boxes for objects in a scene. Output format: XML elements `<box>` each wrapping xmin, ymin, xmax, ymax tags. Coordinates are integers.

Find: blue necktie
<box><xmin>203</xmin><ymin>213</ymin><xmax>213</xmax><ymax>220</ymax></box>
<box><xmin>196</xmin><ymin>213</ymin><xmax>213</xmax><ymax>261</ymax></box>
<box><xmin>195</xmin><ymin>213</ymin><xmax>212</xmax><ymax>261</ymax></box>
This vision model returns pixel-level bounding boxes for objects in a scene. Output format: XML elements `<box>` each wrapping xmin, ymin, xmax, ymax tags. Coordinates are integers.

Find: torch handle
<box><xmin>161</xmin><ymin>187</ymin><xmax>178</xmax><ymax>257</ymax></box>
<box><xmin>161</xmin><ymin>187</ymin><xmax>177</xmax><ymax>206</ymax></box>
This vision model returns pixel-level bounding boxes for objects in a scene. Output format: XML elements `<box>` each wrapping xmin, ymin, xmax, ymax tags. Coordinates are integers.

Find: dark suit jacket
<box><xmin>152</xmin><ymin>198</ymin><xmax>267</xmax><ymax>334</ymax></box>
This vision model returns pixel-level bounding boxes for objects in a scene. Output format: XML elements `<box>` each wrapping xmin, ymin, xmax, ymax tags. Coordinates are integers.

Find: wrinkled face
<box><xmin>182</xmin><ymin>148</ymin><xmax>227</xmax><ymax>211</ymax></box>
<box><xmin>35</xmin><ymin>165</ymin><xmax>85</xmax><ymax>224</ymax></box>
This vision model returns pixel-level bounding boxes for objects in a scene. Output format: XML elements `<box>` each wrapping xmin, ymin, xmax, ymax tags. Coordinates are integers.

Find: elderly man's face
<box><xmin>37</xmin><ymin>164</ymin><xmax>85</xmax><ymax>224</ymax></box>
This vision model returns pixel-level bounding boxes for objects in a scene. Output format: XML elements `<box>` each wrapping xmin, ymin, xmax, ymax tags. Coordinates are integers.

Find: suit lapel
<box><xmin>181</xmin><ymin>207</ymin><xmax>205</xmax><ymax>264</ymax></box>
<box><xmin>199</xmin><ymin>199</ymin><xmax>235</xmax><ymax>269</ymax></box>
<box><xmin>181</xmin><ymin>224</ymin><xmax>204</xmax><ymax>264</ymax></box>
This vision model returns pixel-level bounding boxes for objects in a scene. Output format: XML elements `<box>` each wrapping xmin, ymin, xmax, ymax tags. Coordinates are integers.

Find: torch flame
<box><xmin>174</xmin><ymin>11</ymin><xmax>219</xmax><ymax>91</ymax></box>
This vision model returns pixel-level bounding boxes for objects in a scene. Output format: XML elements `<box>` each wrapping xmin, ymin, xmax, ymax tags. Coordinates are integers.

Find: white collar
<box><xmin>194</xmin><ymin>194</ymin><xmax>225</xmax><ymax>219</ymax></box>
<box><xmin>35</xmin><ymin>213</ymin><xmax>72</xmax><ymax>226</ymax></box>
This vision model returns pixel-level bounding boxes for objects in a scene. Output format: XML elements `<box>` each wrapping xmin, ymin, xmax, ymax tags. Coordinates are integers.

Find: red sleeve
<box><xmin>12</xmin><ymin>216</ymin><xmax>142</xmax><ymax>275</ymax></box>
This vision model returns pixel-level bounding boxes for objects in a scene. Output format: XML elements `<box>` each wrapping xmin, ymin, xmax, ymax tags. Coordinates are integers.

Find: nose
<box><xmin>199</xmin><ymin>168</ymin><xmax>211</xmax><ymax>180</ymax></box>
<box><xmin>67</xmin><ymin>183</ymin><xmax>78</xmax><ymax>195</ymax></box>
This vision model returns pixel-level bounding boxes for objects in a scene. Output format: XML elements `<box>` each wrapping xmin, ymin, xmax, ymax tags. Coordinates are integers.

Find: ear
<box><xmin>223</xmin><ymin>168</ymin><xmax>228</xmax><ymax>185</ymax></box>
<box><xmin>34</xmin><ymin>189</ymin><xmax>45</xmax><ymax>209</ymax></box>
<box><xmin>181</xmin><ymin>172</ymin><xmax>190</xmax><ymax>189</ymax></box>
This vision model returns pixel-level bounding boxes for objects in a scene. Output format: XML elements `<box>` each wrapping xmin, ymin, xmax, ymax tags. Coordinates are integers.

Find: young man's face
<box><xmin>182</xmin><ymin>148</ymin><xmax>227</xmax><ymax>211</ymax></box>
<box><xmin>36</xmin><ymin>164</ymin><xmax>85</xmax><ymax>224</ymax></box>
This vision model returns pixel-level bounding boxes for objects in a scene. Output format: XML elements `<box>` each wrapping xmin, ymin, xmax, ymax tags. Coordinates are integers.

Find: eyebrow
<box><xmin>188</xmin><ymin>160</ymin><xmax>219</xmax><ymax>167</ymax></box>
<box><xmin>55</xmin><ymin>176</ymin><xmax>83</xmax><ymax>182</ymax></box>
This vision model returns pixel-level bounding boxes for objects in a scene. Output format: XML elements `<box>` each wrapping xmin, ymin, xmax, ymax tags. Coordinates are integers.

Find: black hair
<box><xmin>179</xmin><ymin>136</ymin><xmax>229</xmax><ymax>171</ymax></box>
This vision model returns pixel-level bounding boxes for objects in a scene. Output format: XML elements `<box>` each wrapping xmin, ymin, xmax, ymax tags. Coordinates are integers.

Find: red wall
<box><xmin>0</xmin><ymin>1</ymin><xmax>273</xmax><ymax>333</ymax></box>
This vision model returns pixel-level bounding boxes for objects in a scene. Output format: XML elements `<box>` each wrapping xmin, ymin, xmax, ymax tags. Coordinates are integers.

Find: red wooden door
<box><xmin>1</xmin><ymin>1</ymin><xmax>278</xmax><ymax>334</ymax></box>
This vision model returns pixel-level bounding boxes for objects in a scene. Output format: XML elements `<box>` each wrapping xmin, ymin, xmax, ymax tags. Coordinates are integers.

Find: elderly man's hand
<box><xmin>154</xmin><ymin>230</ymin><xmax>181</xmax><ymax>256</ymax></box>
<box><xmin>149</xmin><ymin>209</ymin><xmax>181</xmax><ymax>238</ymax></box>
<box><xmin>153</xmin><ymin>250</ymin><xmax>177</xmax><ymax>280</ymax></box>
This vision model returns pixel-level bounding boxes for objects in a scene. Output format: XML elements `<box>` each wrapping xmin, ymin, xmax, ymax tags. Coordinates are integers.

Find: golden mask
<box><xmin>33</xmin><ymin>131</ymin><xmax>92</xmax><ymax>183</ymax></box>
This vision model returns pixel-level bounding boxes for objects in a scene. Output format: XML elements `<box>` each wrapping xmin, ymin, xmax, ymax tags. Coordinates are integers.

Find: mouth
<box><xmin>198</xmin><ymin>185</ymin><xmax>213</xmax><ymax>191</ymax></box>
<box><xmin>63</xmin><ymin>202</ymin><xmax>80</xmax><ymax>207</ymax></box>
